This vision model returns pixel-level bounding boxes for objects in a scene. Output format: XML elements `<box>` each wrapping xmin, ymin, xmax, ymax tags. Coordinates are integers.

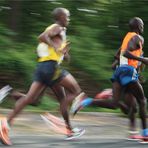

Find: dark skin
<box><xmin>123</xmin><ymin>92</ymin><xmax>137</xmax><ymax>131</ymax></box>
<box><xmin>7</xmin><ymin>8</ymin><xmax>86</xmax><ymax>133</ymax></box>
<box><xmin>8</xmin><ymin>66</ymin><xmax>82</xmax><ymax>132</ymax></box>
<box><xmin>81</xmin><ymin>17</ymin><xmax>148</xmax><ymax>130</ymax></box>
<box><xmin>111</xmin><ymin>55</ymin><xmax>138</xmax><ymax>131</ymax></box>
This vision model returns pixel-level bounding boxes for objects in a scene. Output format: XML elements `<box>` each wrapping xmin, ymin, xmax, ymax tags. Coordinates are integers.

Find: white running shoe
<box><xmin>0</xmin><ymin>85</ymin><xmax>12</xmax><ymax>103</ymax></box>
<box><xmin>41</xmin><ymin>114</ymin><xmax>85</xmax><ymax>140</ymax></box>
<box><xmin>0</xmin><ymin>117</ymin><xmax>12</xmax><ymax>145</ymax></box>
<box><xmin>70</xmin><ymin>92</ymin><xmax>85</xmax><ymax>115</ymax></box>
<box><xmin>65</xmin><ymin>127</ymin><xmax>85</xmax><ymax>140</ymax></box>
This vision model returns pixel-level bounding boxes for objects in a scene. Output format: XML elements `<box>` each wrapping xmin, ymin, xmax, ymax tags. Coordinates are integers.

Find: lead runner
<box><xmin>0</xmin><ymin>7</ymin><xmax>86</xmax><ymax>145</ymax></box>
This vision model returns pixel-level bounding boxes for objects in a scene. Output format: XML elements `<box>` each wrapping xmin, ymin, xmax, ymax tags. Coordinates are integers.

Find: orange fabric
<box><xmin>120</xmin><ymin>32</ymin><xmax>143</xmax><ymax>68</ymax></box>
<box><xmin>121</xmin><ymin>32</ymin><xmax>136</xmax><ymax>51</ymax></box>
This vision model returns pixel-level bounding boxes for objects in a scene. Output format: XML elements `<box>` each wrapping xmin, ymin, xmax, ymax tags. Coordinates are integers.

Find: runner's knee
<box><xmin>70</xmin><ymin>87</ymin><xmax>82</xmax><ymax>96</ymax></box>
<box><xmin>138</xmin><ymin>98</ymin><xmax>147</xmax><ymax>107</ymax></box>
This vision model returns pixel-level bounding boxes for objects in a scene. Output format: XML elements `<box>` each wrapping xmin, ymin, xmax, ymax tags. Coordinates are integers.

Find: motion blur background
<box><xmin>0</xmin><ymin>0</ymin><xmax>148</xmax><ymax>110</ymax></box>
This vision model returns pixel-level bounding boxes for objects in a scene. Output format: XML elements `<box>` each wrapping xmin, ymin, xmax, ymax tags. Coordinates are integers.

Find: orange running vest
<box><xmin>120</xmin><ymin>32</ymin><xmax>143</xmax><ymax>68</ymax></box>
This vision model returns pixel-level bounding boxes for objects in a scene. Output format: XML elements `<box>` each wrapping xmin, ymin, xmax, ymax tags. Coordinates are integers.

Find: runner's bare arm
<box><xmin>38</xmin><ymin>25</ymin><xmax>63</xmax><ymax>50</ymax></box>
<box><xmin>114</xmin><ymin>47</ymin><xmax>121</xmax><ymax>60</ymax></box>
<box><xmin>111</xmin><ymin>47</ymin><xmax>121</xmax><ymax>70</ymax></box>
<box><xmin>123</xmin><ymin>35</ymin><xmax>148</xmax><ymax>65</ymax></box>
<box><xmin>111</xmin><ymin>59</ymin><xmax>119</xmax><ymax>70</ymax></box>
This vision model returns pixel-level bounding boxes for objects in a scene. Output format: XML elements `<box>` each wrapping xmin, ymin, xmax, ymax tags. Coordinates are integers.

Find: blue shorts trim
<box><xmin>111</xmin><ymin>65</ymin><xmax>139</xmax><ymax>86</ymax></box>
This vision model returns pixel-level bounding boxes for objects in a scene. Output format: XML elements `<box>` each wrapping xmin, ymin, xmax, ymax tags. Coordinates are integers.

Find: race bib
<box><xmin>37</xmin><ymin>42</ymin><xmax>50</xmax><ymax>57</ymax></box>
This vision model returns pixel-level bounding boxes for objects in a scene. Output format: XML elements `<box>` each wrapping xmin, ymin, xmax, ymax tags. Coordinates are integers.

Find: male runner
<box><xmin>72</xmin><ymin>17</ymin><xmax>148</xmax><ymax>142</ymax></box>
<box><xmin>0</xmin><ymin>7</ymin><xmax>85</xmax><ymax>145</ymax></box>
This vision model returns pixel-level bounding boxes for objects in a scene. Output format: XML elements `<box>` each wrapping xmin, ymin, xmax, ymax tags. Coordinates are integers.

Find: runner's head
<box><xmin>52</xmin><ymin>7</ymin><xmax>70</xmax><ymax>27</ymax></box>
<box><xmin>129</xmin><ymin>17</ymin><xmax>144</xmax><ymax>34</ymax></box>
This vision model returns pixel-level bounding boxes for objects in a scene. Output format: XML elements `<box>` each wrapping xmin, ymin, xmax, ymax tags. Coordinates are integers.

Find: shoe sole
<box><xmin>0</xmin><ymin>132</ymin><xmax>11</xmax><ymax>145</ymax></box>
<box><xmin>139</xmin><ymin>140</ymin><xmax>148</xmax><ymax>144</ymax></box>
<box><xmin>0</xmin><ymin>120</ymin><xmax>11</xmax><ymax>145</ymax></box>
<box><xmin>126</xmin><ymin>136</ymin><xmax>143</xmax><ymax>141</ymax></box>
<box><xmin>139</xmin><ymin>138</ymin><xmax>148</xmax><ymax>144</ymax></box>
<box><xmin>127</xmin><ymin>138</ymin><xmax>142</xmax><ymax>141</ymax></box>
<box><xmin>65</xmin><ymin>129</ymin><xmax>85</xmax><ymax>140</ymax></box>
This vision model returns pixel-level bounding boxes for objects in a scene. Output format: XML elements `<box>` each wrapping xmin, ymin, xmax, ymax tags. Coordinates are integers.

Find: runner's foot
<box><xmin>41</xmin><ymin>114</ymin><xmax>85</xmax><ymax>139</ymax></box>
<box><xmin>127</xmin><ymin>131</ymin><xmax>143</xmax><ymax>141</ymax></box>
<box><xmin>65</xmin><ymin>127</ymin><xmax>85</xmax><ymax>140</ymax></box>
<box><xmin>139</xmin><ymin>129</ymin><xmax>148</xmax><ymax>143</ymax></box>
<box><xmin>0</xmin><ymin>117</ymin><xmax>12</xmax><ymax>145</ymax></box>
<box><xmin>71</xmin><ymin>92</ymin><xmax>85</xmax><ymax>116</ymax></box>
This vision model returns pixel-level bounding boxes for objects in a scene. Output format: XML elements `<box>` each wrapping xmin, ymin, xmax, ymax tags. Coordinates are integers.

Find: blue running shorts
<box><xmin>111</xmin><ymin>65</ymin><xmax>139</xmax><ymax>86</ymax></box>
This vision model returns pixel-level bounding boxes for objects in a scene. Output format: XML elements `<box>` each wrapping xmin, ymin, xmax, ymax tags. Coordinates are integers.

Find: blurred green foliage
<box><xmin>0</xmin><ymin>0</ymin><xmax>148</xmax><ymax>110</ymax></box>
<box><xmin>0</xmin><ymin>23</ymin><xmax>35</xmax><ymax>88</ymax></box>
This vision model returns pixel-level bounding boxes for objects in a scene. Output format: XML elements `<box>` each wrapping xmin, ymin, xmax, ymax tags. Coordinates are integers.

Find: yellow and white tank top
<box><xmin>37</xmin><ymin>24</ymin><xmax>66</xmax><ymax>64</ymax></box>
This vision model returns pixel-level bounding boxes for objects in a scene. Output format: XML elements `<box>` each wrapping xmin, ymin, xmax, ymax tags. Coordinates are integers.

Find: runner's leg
<box><xmin>127</xmin><ymin>82</ymin><xmax>147</xmax><ymax>130</ymax></box>
<box><xmin>58</xmin><ymin>73</ymin><xmax>84</xmax><ymax>104</ymax></box>
<box><xmin>7</xmin><ymin>82</ymin><xmax>46</xmax><ymax>125</ymax></box>
<box><xmin>124</xmin><ymin>92</ymin><xmax>137</xmax><ymax>131</ymax></box>
<box><xmin>51</xmin><ymin>84</ymin><xmax>72</xmax><ymax>131</ymax></box>
<box><xmin>90</xmin><ymin>82</ymin><xmax>122</xmax><ymax>109</ymax></box>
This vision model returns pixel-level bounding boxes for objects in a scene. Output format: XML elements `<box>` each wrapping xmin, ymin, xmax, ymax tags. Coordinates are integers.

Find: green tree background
<box><xmin>0</xmin><ymin>0</ymin><xmax>148</xmax><ymax>109</ymax></box>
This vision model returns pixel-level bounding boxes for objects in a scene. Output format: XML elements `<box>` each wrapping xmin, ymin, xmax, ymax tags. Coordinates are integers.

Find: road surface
<box><xmin>0</xmin><ymin>110</ymin><xmax>147</xmax><ymax>148</ymax></box>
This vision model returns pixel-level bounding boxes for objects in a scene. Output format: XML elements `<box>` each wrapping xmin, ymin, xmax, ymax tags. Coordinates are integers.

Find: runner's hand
<box><xmin>61</xmin><ymin>40</ymin><xmax>70</xmax><ymax>54</ymax></box>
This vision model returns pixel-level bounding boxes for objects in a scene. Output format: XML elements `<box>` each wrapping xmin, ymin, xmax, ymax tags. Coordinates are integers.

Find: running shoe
<box><xmin>139</xmin><ymin>136</ymin><xmax>148</xmax><ymax>144</ymax></box>
<box><xmin>0</xmin><ymin>118</ymin><xmax>11</xmax><ymax>145</ymax></box>
<box><xmin>95</xmin><ymin>88</ymin><xmax>113</xmax><ymax>99</ymax></box>
<box><xmin>139</xmin><ymin>129</ymin><xmax>148</xmax><ymax>143</ymax></box>
<box><xmin>0</xmin><ymin>85</ymin><xmax>12</xmax><ymax>103</ymax></box>
<box><xmin>127</xmin><ymin>131</ymin><xmax>143</xmax><ymax>141</ymax></box>
<box><xmin>65</xmin><ymin>127</ymin><xmax>85</xmax><ymax>140</ymax></box>
<box><xmin>127</xmin><ymin>134</ymin><xmax>143</xmax><ymax>141</ymax></box>
<box><xmin>41</xmin><ymin>114</ymin><xmax>85</xmax><ymax>140</ymax></box>
<box><xmin>70</xmin><ymin>92</ymin><xmax>85</xmax><ymax>115</ymax></box>
<box><xmin>40</xmin><ymin>114</ymin><xmax>67</xmax><ymax>135</ymax></box>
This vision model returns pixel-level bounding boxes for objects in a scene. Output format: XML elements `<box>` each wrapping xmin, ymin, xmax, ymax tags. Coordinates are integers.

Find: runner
<box><xmin>94</xmin><ymin>87</ymin><xmax>142</xmax><ymax>140</ymax></box>
<box><xmin>0</xmin><ymin>7</ymin><xmax>85</xmax><ymax>145</ymax></box>
<box><xmin>71</xmin><ymin>17</ymin><xmax>148</xmax><ymax>142</ymax></box>
<box><xmin>0</xmin><ymin>85</ymin><xmax>12</xmax><ymax>145</ymax></box>
<box><xmin>111</xmin><ymin>45</ymin><xmax>146</xmax><ymax>140</ymax></box>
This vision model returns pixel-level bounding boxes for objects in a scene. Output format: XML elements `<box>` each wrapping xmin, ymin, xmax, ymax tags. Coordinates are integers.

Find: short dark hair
<box><xmin>129</xmin><ymin>17</ymin><xmax>143</xmax><ymax>31</ymax></box>
<box><xmin>52</xmin><ymin>7</ymin><xmax>69</xmax><ymax>20</ymax></box>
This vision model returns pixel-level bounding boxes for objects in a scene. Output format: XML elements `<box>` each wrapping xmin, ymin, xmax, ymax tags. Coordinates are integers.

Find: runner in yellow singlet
<box><xmin>0</xmin><ymin>8</ymin><xmax>86</xmax><ymax>145</ymax></box>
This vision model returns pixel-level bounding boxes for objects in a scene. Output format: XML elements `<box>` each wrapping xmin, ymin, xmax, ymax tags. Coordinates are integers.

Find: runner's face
<box><xmin>61</xmin><ymin>11</ymin><xmax>70</xmax><ymax>27</ymax></box>
<box><xmin>137</xmin><ymin>19</ymin><xmax>144</xmax><ymax>34</ymax></box>
<box><xmin>139</xmin><ymin>21</ymin><xmax>144</xmax><ymax>34</ymax></box>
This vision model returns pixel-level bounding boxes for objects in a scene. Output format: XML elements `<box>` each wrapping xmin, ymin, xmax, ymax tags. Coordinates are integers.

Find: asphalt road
<box><xmin>0</xmin><ymin>110</ymin><xmax>148</xmax><ymax>148</ymax></box>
